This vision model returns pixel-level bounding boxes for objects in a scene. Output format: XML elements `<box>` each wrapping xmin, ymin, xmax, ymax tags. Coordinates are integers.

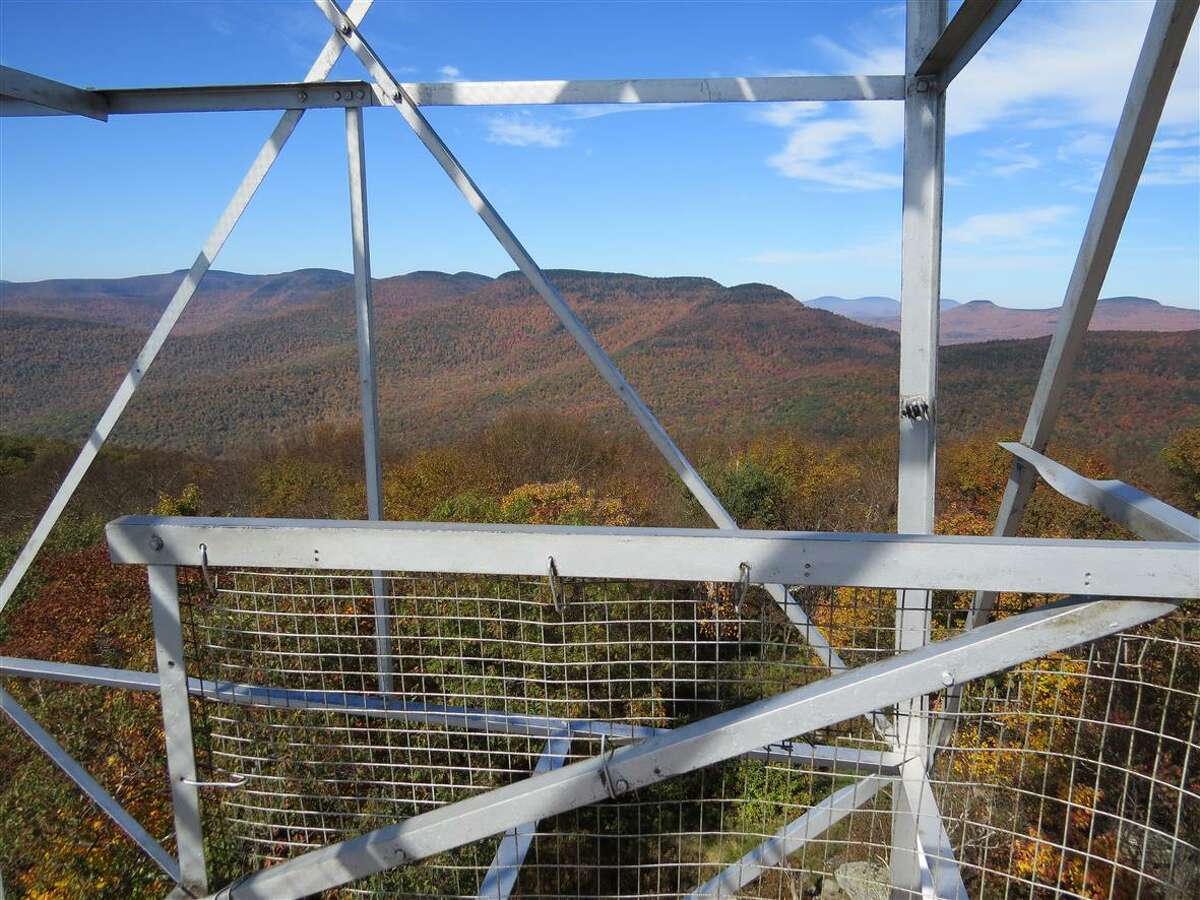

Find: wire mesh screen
<box><xmin>178</xmin><ymin>571</ymin><xmax>1198</xmax><ymax>898</ymax></box>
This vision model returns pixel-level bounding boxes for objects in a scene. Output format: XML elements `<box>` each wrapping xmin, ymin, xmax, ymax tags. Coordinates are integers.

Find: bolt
<box><xmin>340</xmin><ymin>22</ymin><xmax>352</xmax><ymax>35</ymax></box>
<box><xmin>298</xmin><ymin>91</ymin><xmax>308</xmax><ymax>103</ymax></box>
<box><xmin>150</xmin><ymin>535</ymin><xmax>164</xmax><ymax>551</ymax></box>
<box><xmin>941</xmin><ymin>670</ymin><xmax>954</xmax><ymax>687</ymax></box>
<box><xmin>356</xmin><ymin>89</ymin><xmax>365</xmax><ymax>100</ymax></box>
<box><xmin>333</xmin><ymin>90</ymin><xmax>342</xmax><ymax>100</ymax></box>
<box><xmin>392</xmin><ymin>90</ymin><xmax>403</xmax><ymax>103</ymax></box>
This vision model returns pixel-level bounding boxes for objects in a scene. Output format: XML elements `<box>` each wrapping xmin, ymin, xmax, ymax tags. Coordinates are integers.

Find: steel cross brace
<box><xmin>308</xmin><ymin>0</ymin><xmax>872</xmax><ymax>720</ymax></box>
<box><xmin>934</xmin><ymin>0</ymin><xmax>1200</xmax><ymax>759</ymax></box>
<box><xmin>999</xmin><ymin>443</ymin><xmax>1200</xmax><ymax>544</ymax></box>
<box><xmin>476</xmin><ymin>729</ymin><xmax>572</xmax><ymax>900</ymax></box>
<box><xmin>203</xmin><ymin>595</ymin><xmax>1172</xmax><ymax>898</ymax></box>
<box><xmin>1</xmin><ymin>686</ymin><xmax>183</xmax><ymax>886</ymax></box>
<box><xmin>0</xmin><ymin>0</ymin><xmax>376</xmax><ymax>617</ymax></box>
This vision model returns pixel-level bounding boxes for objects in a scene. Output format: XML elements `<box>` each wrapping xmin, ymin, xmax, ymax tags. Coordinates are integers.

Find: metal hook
<box><xmin>199</xmin><ymin>543</ymin><xmax>218</xmax><ymax>599</ymax></box>
<box><xmin>548</xmin><ymin>556</ymin><xmax>564</xmax><ymax>613</ymax></box>
<box><xmin>598</xmin><ymin>733</ymin><xmax>625</xmax><ymax>800</ymax></box>
<box><xmin>736</xmin><ymin>561</ymin><xmax>752</xmax><ymax>606</ymax></box>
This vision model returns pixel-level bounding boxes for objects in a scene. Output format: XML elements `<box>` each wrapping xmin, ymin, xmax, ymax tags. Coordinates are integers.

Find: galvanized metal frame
<box><xmin>197</xmin><ymin>593</ymin><xmax>1174</xmax><ymax>899</ymax></box>
<box><xmin>344</xmin><ymin>102</ymin><xmax>392</xmax><ymax>693</ymax></box>
<box><xmin>149</xmin><ymin>565</ymin><xmax>208</xmax><ymax>895</ymax></box>
<box><xmin>1</xmin><ymin>0</ymin><xmax>1197</xmax><ymax>896</ymax></box>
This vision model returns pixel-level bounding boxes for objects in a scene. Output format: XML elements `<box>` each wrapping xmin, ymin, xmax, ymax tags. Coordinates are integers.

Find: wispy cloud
<box><xmin>569</xmin><ymin>103</ymin><xmax>678</xmax><ymax>120</ymax></box>
<box><xmin>980</xmin><ymin>142</ymin><xmax>1040</xmax><ymax>177</ymax></box>
<box><xmin>438</xmin><ymin>65</ymin><xmax>462</xmax><ymax>80</ymax></box>
<box><xmin>760</xmin><ymin>1</ymin><xmax>1199</xmax><ymax>190</ymax></box>
<box><xmin>486</xmin><ymin>113</ymin><xmax>571</xmax><ymax>148</ymax></box>
<box><xmin>946</xmin><ymin>205</ymin><xmax>1074</xmax><ymax>244</ymax></box>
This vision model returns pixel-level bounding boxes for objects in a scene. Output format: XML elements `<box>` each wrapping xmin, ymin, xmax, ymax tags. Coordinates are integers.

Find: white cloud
<box><xmin>569</xmin><ymin>103</ymin><xmax>677</xmax><ymax>120</ymax></box>
<box><xmin>486</xmin><ymin>114</ymin><xmax>570</xmax><ymax>148</ymax></box>
<box><xmin>752</xmin><ymin>101</ymin><xmax>827</xmax><ymax>127</ymax></box>
<box><xmin>1057</xmin><ymin>132</ymin><xmax>1111</xmax><ymax>160</ymax></box>
<box><xmin>761</xmin><ymin>1</ymin><xmax>1199</xmax><ymax>190</ymax></box>
<box><xmin>765</xmin><ymin>104</ymin><xmax>903</xmax><ymax>190</ymax></box>
<box><xmin>946</xmin><ymin>205</ymin><xmax>1074</xmax><ymax>244</ymax></box>
<box><xmin>981</xmin><ymin>142</ymin><xmax>1040</xmax><ymax>177</ymax></box>
<box><xmin>439</xmin><ymin>65</ymin><xmax>462</xmax><ymax>80</ymax></box>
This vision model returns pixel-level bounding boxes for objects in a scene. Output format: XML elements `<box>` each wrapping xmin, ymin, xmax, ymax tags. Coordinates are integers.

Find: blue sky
<box><xmin>1</xmin><ymin>0</ymin><xmax>1197</xmax><ymax>309</ymax></box>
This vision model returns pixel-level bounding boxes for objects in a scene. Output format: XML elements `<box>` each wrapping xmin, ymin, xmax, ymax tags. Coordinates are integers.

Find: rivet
<box><xmin>941</xmin><ymin>670</ymin><xmax>954</xmax><ymax>687</ymax></box>
<box><xmin>333</xmin><ymin>90</ymin><xmax>342</xmax><ymax>100</ymax></box>
<box><xmin>298</xmin><ymin>91</ymin><xmax>308</xmax><ymax>102</ymax></box>
<box><xmin>356</xmin><ymin>89</ymin><xmax>365</xmax><ymax>100</ymax></box>
<box><xmin>340</xmin><ymin>22</ymin><xmax>352</xmax><ymax>35</ymax></box>
<box><xmin>150</xmin><ymin>535</ymin><xmax>164</xmax><ymax>551</ymax></box>
<box><xmin>392</xmin><ymin>90</ymin><xmax>403</xmax><ymax>103</ymax></box>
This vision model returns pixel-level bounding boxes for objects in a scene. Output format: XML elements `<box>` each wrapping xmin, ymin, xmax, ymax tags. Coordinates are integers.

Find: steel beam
<box><xmin>0</xmin><ymin>80</ymin><xmax>374</xmax><ymax>117</ymax></box>
<box><xmin>0</xmin><ymin>64</ymin><xmax>108</xmax><ymax>120</ymax></box>
<box><xmin>968</xmin><ymin>0</ymin><xmax>1200</xmax><ymax>634</ymax></box>
<box><xmin>476</xmin><ymin>730</ymin><xmax>571</xmax><ymax>900</ymax></box>
<box><xmin>0</xmin><ymin>0</ymin><xmax>375</xmax><ymax>617</ymax></box>
<box><xmin>0</xmin><ymin>686</ymin><xmax>181</xmax><ymax>883</ymax></box>
<box><xmin>894</xmin><ymin>2</ymin><xmax>948</xmax><ymax>891</ymax></box>
<box><xmin>898</xmin><ymin>769</ymin><xmax>968</xmax><ymax>899</ymax></box>
<box><xmin>344</xmin><ymin>104</ymin><xmax>392</xmax><ymax>694</ymax></box>
<box><xmin>1</xmin><ymin>654</ymin><xmax>900</xmax><ymax>775</ymax></box>
<box><xmin>400</xmin><ymin>74</ymin><xmax>905</xmax><ymax>105</ymax></box>
<box><xmin>685</xmin><ymin>776</ymin><xmax>887</xmax><ymax>898</ymax></box>
<box><xmin>1</xmin><ymin>655</ymin><xmax>160</xmax><ymax>691</ymax></box>
<box><xmin>0</xmin><ymin>74</ymin><xmax>906</xmax><ymax>117</ymax></box>
<box><xmin>149</xmin><ymin>566</ymin><xmax>207</xmax><ymax>895</ymax></box>
<box><xmin>1001</xmin><ymin>442</ymin><xmax>1200</xmax><ymax>543</ymax></box>
<box><xmin>105</xmin><ymin>516</ymin><xmax>1200</xmax><ymax>599</ymax></box>
<box><xmin>201</xmin><ymin>596</ymin><xmax>1173</xmax><ymax>898</ymax></box>
<box><xmin>317</xmin><ymin>0</ymin><xmax>850</xmax><ymax>684</ymax></box>
<box><xmin>915</xmin><ymin>1</ymin><xmax>1021</xmax><ymax>85</ymax></box>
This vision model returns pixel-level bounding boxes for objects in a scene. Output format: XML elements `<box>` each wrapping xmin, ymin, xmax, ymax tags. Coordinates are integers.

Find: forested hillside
<box><xmin>2</xmin><ymin>415</ymin><xmax>1198</xmax><ymax>898</ymax></box>
<box><xmin>3</xmin><ymin>269</ymin><xmax>1196</xmax><ymax>488</ymax></box>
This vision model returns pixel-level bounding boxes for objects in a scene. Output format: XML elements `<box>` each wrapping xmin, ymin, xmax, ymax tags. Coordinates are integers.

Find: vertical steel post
<box><xmin>345</xmin><ymin>105</ymin><xmax>392</xmax><ymax>694</ymax></box>
<box><xmin>148</xmin><ymin>564</ymin><xmax>207</xmax><ymax>895</ymax></box>
<box><xmin>894</xmin><ymin>1</ymin><xmax>947</xmax><ymax>895</ymax></box>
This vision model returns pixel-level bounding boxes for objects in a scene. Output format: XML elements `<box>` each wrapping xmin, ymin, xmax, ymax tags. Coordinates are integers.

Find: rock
<box><xmin>834</xmin><ymin>861</ymin><xmax>890</xmax><ymax>900</ymax></box>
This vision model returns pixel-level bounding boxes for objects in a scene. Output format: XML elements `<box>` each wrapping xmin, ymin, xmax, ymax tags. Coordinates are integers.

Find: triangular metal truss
<box><xmin>1</xmin><ymin>1</ymin><xmax>1198</xmax><ymax>898</ymax></box>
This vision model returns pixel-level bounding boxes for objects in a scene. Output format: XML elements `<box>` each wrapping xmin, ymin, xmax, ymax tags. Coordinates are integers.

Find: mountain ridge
<box><xmin>2</xmin><ymin>269</ymin><xmax>1194</xmax><ymax>471</ymax></box>
<box><xmin>804</xmin><ymin>293</ymin><xmax>1198</xmax><ymax>342</ymax></box>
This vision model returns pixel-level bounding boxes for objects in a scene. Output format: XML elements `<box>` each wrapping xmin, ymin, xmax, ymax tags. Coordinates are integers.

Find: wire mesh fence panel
<box><xmin>178</xmin><ymin>570</ymin><xmax>1198</xmax><ymax>898</ymax></box>
<box><xmin>931</xmin><ymin>595</ymin><xmax>1200</xmax><ymax>900</ymax></box>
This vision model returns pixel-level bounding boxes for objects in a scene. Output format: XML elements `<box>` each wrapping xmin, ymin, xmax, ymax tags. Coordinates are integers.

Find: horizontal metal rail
<box><xmin>1</xmin><ymin>655</ymin><xmax>160</xmax><ymax>690</ymax></box>
<box><xmin>106</xmin><ymin>516</ymin><xmax>1200</xmax><ymax>599</ymax></box>
<box><xmin>0</xmin><ymin>686</ymin><xmax>181</xmax><ymax>882</ymax></box>
<box><xmin>0</xmin><ymin>73</ymin><xmax>906</xmax><ymax>118</ymax></box>
<box><xmin>1</xmin><ymin>80</ymin><xmax>375</xmax><ymax>116</ymax></box>
<box><xmin>1</xmin><ymin>655</ymin><xmax>899</xmax><ymax>776</ymax></box>
<box><xmin>1001</xmin><ymin>442</ymin><xmax>1200</xmax><ymax>543</ymax></box>
<box><xmin>0</xmin><ymin>64</ymin><xmax>108</xmax><ymax>119</ymax></box>
<box><xmin>203</xmin><ymin>595</ymin><xmax>1174</xmax><ymax>898</ymax></box>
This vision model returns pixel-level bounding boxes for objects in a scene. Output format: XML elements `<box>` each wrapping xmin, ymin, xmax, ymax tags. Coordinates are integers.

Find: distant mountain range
<box><xmin>802</xmin><ymin>295</ymin><xmax>1198</xmax><ymax>343</ymax></box>
<box><xmin>1</xmin><ymin>269</ymin><xmax>1195</xmax><ymax>464</ymax></box>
